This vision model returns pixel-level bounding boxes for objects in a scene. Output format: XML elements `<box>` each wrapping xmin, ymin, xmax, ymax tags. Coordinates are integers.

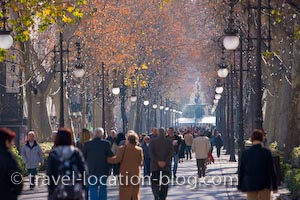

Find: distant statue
<box><xmin>194</xmin><ymin>74</ymin><xmax>201</xmax><ymax>104</ymax></box>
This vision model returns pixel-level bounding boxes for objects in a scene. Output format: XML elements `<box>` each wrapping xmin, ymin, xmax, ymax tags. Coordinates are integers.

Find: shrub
<box><xmin>38</xmin><ymin>142</ymin><xmax>54</xmax><ymax>172</ymax></box>
<box><xmin>11</xmin><ymin>146</ymin><xmax>26</xmax><ymax>175</ymax></box>
<box><xmin>284</xmin><ymin>168</ymin><xmax>300</xmax><ymax>200</ymax></box>
<box><xmin>292</xmin><ymin>146</ymin><xmax>300</xmax><ymax>168</ymax></box>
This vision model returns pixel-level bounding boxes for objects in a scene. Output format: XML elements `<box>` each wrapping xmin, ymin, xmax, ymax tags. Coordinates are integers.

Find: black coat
<box><xmin>238</xmin><ymin>144</ymin><xmax>278</xmax><ymax>192</ymax></box>
<box><xmin>83</xmin><ymin>138</ymin><xmax>113</xmax><ymax>176</ymax></box>
<box><xmin>214</xmin><ymin>136</ymin><xmax>223</xmax><ymax>148</ymax></box>
<box><xmin>0</xmin><ymin>146</ymin><xmax>23</xmax><ymax>200</ymax></box>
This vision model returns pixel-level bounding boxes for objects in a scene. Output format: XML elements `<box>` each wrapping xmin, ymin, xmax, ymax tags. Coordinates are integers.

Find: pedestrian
<box><xmin>141</xmin><ymin>135</ymin><xmax>151</xmax><ymax>177</ymax></box>
<box><xmin>116</xmin><ymin>132</ymin><xmax>126</xmax><ymax>146</ymax></box>
<box><xmin>83</xmin><ymin>127</ymin><xmax>113</xmax><ymax>200</ymax></box>
<box><xmin>178</xmin><ymin>134</ymin><xmax>186</xmax><ymax>163</ymax></box>
<box><xmin>149</xmin><ymin>128</ymin><xmax>158</xmax><ymax>142</ymax></box>
<box><xmin>51</xmin><ymin>130</ymin><xmax>57</xmax><ymax>149</ymax></box>
<box><xmin>214</xmin><ymin>133</ymin><xmax>223</xmax><ymax>158</ymax></box>
<box><xmin>76</xmin><ymin>128</ymin><xmax>91</xmax><ymax>151</ymax></box>
<box><xmin>106</xmin><ymin>129</ymin><xmax>119</xmax><ymax>176</ymax></box>
<box><xmin>149</xmin><ymin>128</ymin><xmax>173</xmax><ymax>200</ymax></box>
<box><xmin>107</xmin><ymin>131</ymin><xmax>143</xmax><ymax>200</ymax></box>
<box><xmin>47</xmin><ymin>128</ymin><xmax>88</xmax><ymax>200</ymax></box>
<box><xmin>21</xmin><ymin>131</ymin><xmax>43</xmax><ymax>190</ymax></box>
<box><xmin>192</xmin><ymin>130</ymin><xmax>210</xmax><ymax>178</ymax></box>
<box><xmin>238</xmin><ymin>129</ymin><xmax>278</xmax><ymax>200</ymax></box>
<box><xmin>75</xmin><ymin>128</ymin><xmax>91</xmax><ymax>200</ymax></box>
<box><xmin>0</xmin><ymin>128</ymin><xmax>23</xmax><ymax>200</ymax></box>
<box><xmin>166</xmin><ymin>127</ymin><xmax>181</xmax><ymax>178</ymax></box>
<box><xmin>184</xmin><ymin>130</ymin><xmax>193</xmax><ymax>160</ymax></box>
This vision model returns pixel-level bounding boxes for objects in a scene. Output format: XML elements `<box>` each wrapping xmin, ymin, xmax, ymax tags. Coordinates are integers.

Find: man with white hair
<box><xmin>83</xmin><ymin>127</ymin><xmax>113</xmax><ymax>200</ymax></box>
<box><xmin>21</xmin><ymin>131</ymin><xmax>43</xmax><ymax>190</ymax></box>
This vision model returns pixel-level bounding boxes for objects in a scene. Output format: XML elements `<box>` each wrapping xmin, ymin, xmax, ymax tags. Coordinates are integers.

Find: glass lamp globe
<box><xmin>152</xmin><ymin>104</ymin><xmax>158</xmax><ymax>109</ymax></box>
<box><xmin>143</xmin><ymin>100</ymin><xmax>150</xmax><ymax>106</ymax></box>
<box><xmin>112</xmin><ymin>87</ymin><xmax>120</xmax><ymax>95</ymax></box>
<box><xmin>217</xmin><ymin>68</ymin><xmax>229</xmax><ymax>78</ymax></box>
<box><xmin>73</xmin><ymin>68</ymin><xmax>85</xmax><ymax>78</ymax></box>
<box><xmin>159</xmin><ymin>105</ymin><xmax>164</xmax><ymax>110</ymax></box>
<box><xmin>215</xmin><ymin>86</ymin><xmax>224</xmax><ymax>94</ymax></box>
<box><xmin>165</xmin><ymin>107</ymin><xmax>169</xmax><ymax>111</ymax></box>
<box><xmin>130</xmin><ymin>96</ymin><xmax>137</xmax><ymax>102</ymax></box>
<box><xmin>215</xmin><ymin>93</ymin><xmax>221</xmax><ymax>100</ymax></box>
<box><xmin>223</xmin><ymin>35</ymin><xmax>240</xmax><ymax>50</ymax></box>
<box><xmin>0</xmin><ymin>34</ymin><xmax>13</xmax><ymax>49</ymax></box>
<box><xmin>213</xmin><ymin>99</ymin><xmax>219</xmax><ymax>104</ymax></box>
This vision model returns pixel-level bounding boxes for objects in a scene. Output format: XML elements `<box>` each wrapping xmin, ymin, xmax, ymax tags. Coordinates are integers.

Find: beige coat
<box><xmin>108</xmin><ymin>144</ymin><xmax>143</xmax><ymax>200</ymax></box>
<box><xmin>191</xmin><ymin>136</ymin><xmax>211</xmax><ymax>159</ymax></box>
<box><xmin>184</xmin><ymin>133</ymin><xmax>194</xmax><ymax>146</ymax></box>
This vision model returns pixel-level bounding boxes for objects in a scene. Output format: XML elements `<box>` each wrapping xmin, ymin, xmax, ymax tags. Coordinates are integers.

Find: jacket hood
<box><xmin>53</xmin><ymin>146</ymin><xmax>75</xmax><ymax>160</ymax></box>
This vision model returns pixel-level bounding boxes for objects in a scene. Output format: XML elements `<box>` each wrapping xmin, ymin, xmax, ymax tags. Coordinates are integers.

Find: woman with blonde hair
<box><xmin>76</xmin><ymin>128</ymin><xmax>91</xmax><ymax>151</ymax></box>
<box><xmin>108</xmin><ymin>131</ymin><xmax>143</xmax><ymax>200</ymax></box>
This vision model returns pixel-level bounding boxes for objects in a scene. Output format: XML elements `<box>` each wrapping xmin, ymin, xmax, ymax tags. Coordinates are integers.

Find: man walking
<box><xmin>238</xmin><ymin>129</ymin><xmax>277</xmax><ymax>200</ymax></box>
<box><xmin>83</xmin><ymin>127</ymin><xmax>113</xmax><ymax>200</ymax></box>
<box><xmin>166</xmin><ymin>127</ymin><xmax>181</xmax><ymax>178</ymax></box>
<box><xmin>141</xmin><ymin>135</ymin><xmax>151</xmax><ymax>177</ymax></box>
<box><xmin>192</xmin><ymin>130</ymin><xmax>210</xmax><ymax>178</ymax></box>
<box><xmin>184</xmin><ymin>130</ymin><xmax>193</xmax><ymax>160</ymax></box>
<box><xmin>149</xmin><ymin>128</ymin><xmax>173</xmax><ymax>200</ymax></box>
<box><xmin>21</xmin><ymin>131</ymin><xmax>43</xmax><ymax>190</ymax></box>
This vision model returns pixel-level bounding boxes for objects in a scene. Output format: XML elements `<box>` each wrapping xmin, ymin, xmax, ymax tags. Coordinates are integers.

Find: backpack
<box><xmin>52</xmin><ymin>149</ymin><xmax>84</xmax><ymax>200</ymax></box>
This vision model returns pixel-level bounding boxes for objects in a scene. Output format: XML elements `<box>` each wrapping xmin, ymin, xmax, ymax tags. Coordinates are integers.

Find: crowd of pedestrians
<box><xmin>0</xmin><ymin>125</ymin><xmax>279</xmax><ymax>200</ymax></box>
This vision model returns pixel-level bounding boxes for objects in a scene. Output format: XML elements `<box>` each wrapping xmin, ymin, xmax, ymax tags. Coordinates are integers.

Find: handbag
<box><xmin>208</xmin><ymin>152</ymin><xmax>215</xmax><ymax>163</ymax></box>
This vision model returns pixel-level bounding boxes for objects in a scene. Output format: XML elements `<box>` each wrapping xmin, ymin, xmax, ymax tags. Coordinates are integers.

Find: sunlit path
<box><xmin>19</xmin><ymin>150</ymin><xmax>244</xmax><ymax>200</ymax></box>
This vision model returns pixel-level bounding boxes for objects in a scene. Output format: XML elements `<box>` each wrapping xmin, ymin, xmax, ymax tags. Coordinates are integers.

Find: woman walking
<box><xmin>108</xmin><ymin>131</ymin><xmax>143</xmax><ymax>200</ymax></box>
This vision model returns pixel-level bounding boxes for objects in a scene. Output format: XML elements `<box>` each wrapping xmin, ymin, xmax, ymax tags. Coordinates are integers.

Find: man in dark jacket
<box><xmin>141</xmin><ymin>135</ymin><xmax>151</xmax><ymax>177</ymax></box>
<box><xmin>238</xmin><ymin>129</ymin><xmax>277</xmax><ymax>200</ymax></box>
<box><xmin>83</xmin><ymin>127</ymin><xmax>113</xmax><ymax>200</ymax></box>
<box><xmin>166</xmin><ymin>127</ymin><xmax>181</xmax><ymax>178</ymax></box>
<box><xmin>149</xmin><ymin>128</ymin><xmax>173</xmax><ymax>200</ymax></box>
<box><xmin>0</xmin><ymin>128</ymin><xmax>23</xmax><ymax>200</ymax></box>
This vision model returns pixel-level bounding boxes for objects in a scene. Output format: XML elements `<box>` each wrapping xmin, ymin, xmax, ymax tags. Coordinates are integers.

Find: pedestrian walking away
<box><xmin>192</xmin><ymin>130</ymin><xmax>210</xmax><ymax>178</ymax></box>
<box><xmin>83</xmin><ymin>127</ymin><xmax>113</xmax><ymax>200</ymax></box>
<box><xmin>47</xmin><ymin>128</ymin><xmax>88</xmax><ymax>200</ymax></box>
<box><xmin>0</xmin><ymin>128</ymin><xmax>23</xmax><ymax>200</ymax></box>
<box><xmin>238</xmin><ymin>129</ymin><xmax>278</xmax><ymax>200</ymax></box>
<box><xmin>149</xmin><ymin>127</ymin><xmax>173</xmax><ymax>200</ymax></box>
<box><xmin>108</xmin><ymin>131</ymin><xmax>143</xmax><ymax>200</ymax></box>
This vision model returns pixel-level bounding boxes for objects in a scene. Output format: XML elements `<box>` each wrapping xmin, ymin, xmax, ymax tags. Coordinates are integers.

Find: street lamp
<box><xmin>215</xmin><ymin>79</ymin><xmax>224</xmax><ymax>94</ymax></box>
<box><xmin>143</xmin><ymin>100</ymin><xmax>150</xmax><ymax>106</ymax></box>
<box><xmin>222</xmin><ymin>0</ymin><xmax>239</xmax><ymax>51</ymax></box>
<box><xmin>0</xmin><ymin>1</ymin><xmax>13</xmax><ymax>49</ymax></box>
<box><xmin>215</xmin><ymin>93</ymin><xmax>221</xmax><ymax>100</ymax></box>
<box><xmin>217</xmin><ymin>64</ymin><xmax>229</xmax><ymax>78</ymax></box>
<box><xmin>112</xmin><ymin>69</ymin><xmax>120</xmax><ymax>95</ymax></box>
<box><xmin>54</xmin><ymin>32</ymin><xmax>85</xmax><ymax>128</ymax></box>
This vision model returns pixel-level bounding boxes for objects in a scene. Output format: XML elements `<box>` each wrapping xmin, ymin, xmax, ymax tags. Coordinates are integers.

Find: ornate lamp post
<box><xmin>54</xmin><ymin>32</ymin><xmax>85</xmax><ymax>128</ymax></box>
<box><xmin>0</xmin><ymin>1</ymin><xmax>13</xmax><ymax>49</ymax></box>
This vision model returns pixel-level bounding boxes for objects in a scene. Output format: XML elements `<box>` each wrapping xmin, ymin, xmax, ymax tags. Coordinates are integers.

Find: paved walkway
<box><xmin>19</xmin><ymin>149</ymin><xmax>287</xmax><ymax>200</ymax></box>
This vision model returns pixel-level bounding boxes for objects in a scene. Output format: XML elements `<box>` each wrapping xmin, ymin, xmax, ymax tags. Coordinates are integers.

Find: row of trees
<box><xmin>2</xmin><ymin>0</ymin><xmax>222</xmax><ymax>139</ymax></box>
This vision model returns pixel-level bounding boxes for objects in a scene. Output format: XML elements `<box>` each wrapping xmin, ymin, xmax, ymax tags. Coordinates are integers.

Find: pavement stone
<box><xmin>19</xmin><ymin>149</ymin><xmax>288</xmax><ymax>200</ymax></box>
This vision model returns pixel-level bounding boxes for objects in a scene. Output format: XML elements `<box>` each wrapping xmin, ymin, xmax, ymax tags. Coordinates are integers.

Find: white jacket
<box><xmin>192</xmin><ymin>136</ymin><xmax>211</xmax><ymax>159</ymax></box>
<box><xmin>21</xmin><ymin>141</ymin><xmax>43</xmax><ymax>169</ymax></box>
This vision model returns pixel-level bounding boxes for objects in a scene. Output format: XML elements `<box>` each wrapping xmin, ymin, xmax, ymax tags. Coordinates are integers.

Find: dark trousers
<box><xmin>143</xmin><ymin>158</ymin><xmax>151</xmax><ymax>176</ymax></box>
<box><xmin>151</xmin><ymin>170</ymin><xmax>170</xmax><ymax>200</ymax></box>
<box><xmin>216</xmin><ymin>147</ymin><xmax>221</xmax><ymax>158</ymax></box>
<box><xmin>196</xmin><ymin>159</ymin><xmax>207</xmax><ymax>178</ymax></box>
<box><xmin>27</xmin><ymin>168</ymin><xmax>37</xmax><ymax>188</ymax></box>
<box><xmin>185</xmin><ymin>146</ymin><xmax>192</xmax><ymax>159</ymax></box>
